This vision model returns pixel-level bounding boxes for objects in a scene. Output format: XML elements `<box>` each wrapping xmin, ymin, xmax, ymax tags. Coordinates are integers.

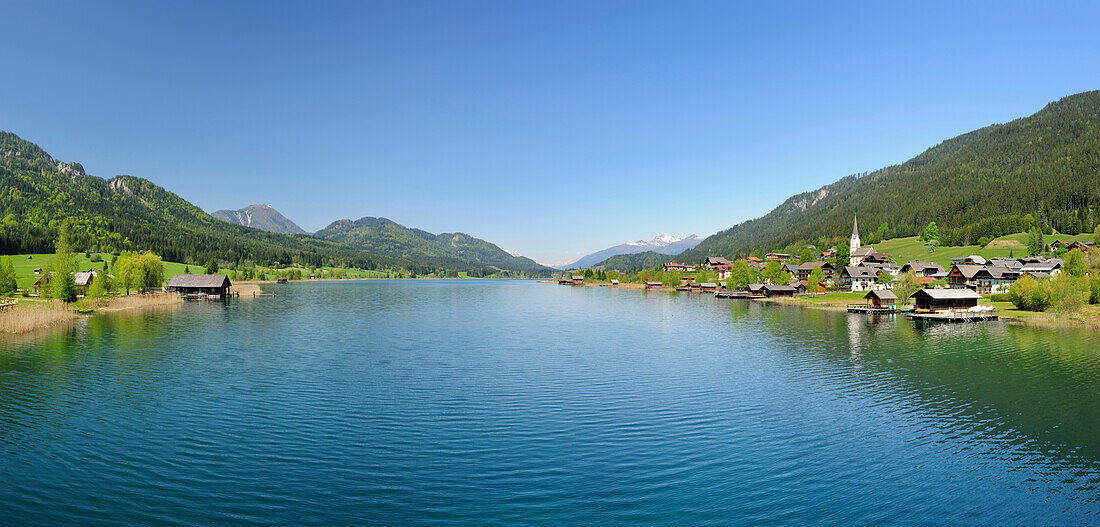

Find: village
<box><xmin>558</xmin><ymin>217</ymin><xmax>1096</xmax><ymax>323</ymax></box>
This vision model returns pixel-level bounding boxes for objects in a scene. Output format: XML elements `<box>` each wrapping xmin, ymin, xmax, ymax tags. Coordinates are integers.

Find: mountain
<box><xmin>0</xmin><ymin>132</ymin><xmax>547</xmax><ymax>276</ymax></box>
<box><xmin>591</xmin><ymin>251</ymin><xmax>677</xmax><ymax>272</ymax></box>
<box><xmin>681</xmin><ymin>90</ymin><xmax>1100</xmax><ymax>262</ymax></box>
<box><xmin>315</xmin><ymin>217</ymin><xmax>552</xmax><ymax>275</ymax></box>
<box><xmin>564</xmin><ymin>234</ymin><xmax>704</xmax><ymax>269</ymax></box>
<box><xmin>212</xmin><ymin>204</ymin><xmax>306</xmax><ymax>235</ymax></box>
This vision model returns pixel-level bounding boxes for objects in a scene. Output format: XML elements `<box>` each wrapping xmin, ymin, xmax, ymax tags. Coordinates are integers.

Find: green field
<box><xmin>873</xmin><ymin>232</ymin><xmax>1096</xmax><ymax>267</ymax></box>
<box><xmin>6</xmin><ymin>253</ymin><xmax>199</xmax><ymax>290</ymax></box>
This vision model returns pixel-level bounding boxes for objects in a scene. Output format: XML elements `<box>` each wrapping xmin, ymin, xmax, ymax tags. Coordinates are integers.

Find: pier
<box><xmin>908</xmin><ymin>310</ymin><xmax>999</xmax><ymax>322</ymax></box>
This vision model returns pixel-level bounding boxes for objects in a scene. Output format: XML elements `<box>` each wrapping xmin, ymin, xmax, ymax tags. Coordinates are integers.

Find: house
<box><xmin>783</xmin><ymin>263</ymin><xmax>800</xmax><ymax>276</ymax></box>
<box><xmin>699</xmin><ymin>282</ymin><xmax>717</xmax><ymax>292</ymax></box>
<box><xmin>1021</xmin><ymin>263</ymin><xmax>1062</xmax><ymax>278</ymax></box>
<box><xmin>663</xmin><ymin>262</ymin><xmax>687</xmax><ymax>272</ymax></box>
<box><xmin>840</xmin><ymin>266</ymin><xmax>884</xmax><ymax>292</ymax></box>
<box><xmin>713</xmin><ymin>264</ymin><xmax>732</xmax><ymax>280</ymax></box>
<box><xmin>765</xmin><ymin>253</ymin><xmax>792</xmax><ymax>262</ymax></box>
<box><xmin>762</xmin><ymin>284</ymin><xmax>797</xmax><ymax>297</ymax></box>
<box><xmin>911</xmin><ymin>288</ymin><xmax>982</xmax><ymax>312</ymax></box>
<box><xmin>703</xmin><ymin>256</ymin><xmax>732</xmax><ymax>270</ymax></box>
<box><xmin>746</xmin><ymin>283</ymin><xmax>766</xmax><ymax>296</ymax></box>
<box><xmin>610</xmin><ymin>279</ymin><xmax>619</xmax><ymax>285</ymax></box>
<box><xmin>861</xmin><ymin>252</ymin><xmax>890</xmax><ymax>264</ymax></box>
<box><xmin>73</xmin><ymin>271</ymin><xmax>97</xmax><ymax>294</ymax></box>
<box><xmin>973</xmin><ymin>265</ymin><xmax>1020</xmax><ymax>294</ymax></box>
<box><xmin>680</xmin><ymin>275</ymin><xmax>696</xmax><ymax>285</ymax></box>
<box><xmin>900</xmin><ymin>261</ymin><xmax>945</xmax><ymax>277</ymax></box>
<box><xmin>864</xmin><ymin>289</ymin><xmax>898</xmax><ymax>309</ymax></box>
<box><xmin>644</xmin><ymin>281</ymin><xmax>663</xmax><ymax>289</ymax></box>
<box><xmin>33</xmin><ymin>268</ymin><xmax>42</xmax><ymax>275</ymax></box>
<box><xmin>166</xmin><ymin>274</ymin><xmax>233</xmax><ymax>297</ymax></box>
<box><xmin>1050</xmin><ymin>239</ymin><xmax>1072</xmax><ymax>250</ymax></box>
<box><xmin>950</xmin><ymin>255</ymin><xmax>987</xmax><ymax>266</ymax></box>
<box><xmin>799</xmin><ymin>279</ymin><xmax>825</xmax><ymax>294</ymax></box>
<box><xmin>947</xmin><ymin>265</ymin><xmax>982</xmax><ymax>289</ymax></box>
<box><xmin>850</xmin><ymin>247</ymin><xmax>877</xmax><ymax>266</ymax></box>
<box><xmin>1067</xmin><ymin>241</ymin><xmax>1097</xmax><ymax>252</ymax></box>
<box><xmin>746</xmin><ymin>256</ymin><xmax>762</xmax><ymax>264</ymax></box>
<box><xmin>571</xmin><ymin>275</ymin><xmax>584</xmax><ymax>285</ymax></box>
<box><xmin>796</xmin><ymin>261</ymin><xmax>834</xmax><ymax>282</ymax></box>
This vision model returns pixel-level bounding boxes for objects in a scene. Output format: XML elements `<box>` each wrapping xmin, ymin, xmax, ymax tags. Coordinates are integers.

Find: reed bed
<box><xmin>0</xmin><ymin>301</ymin><xmax>78</xmax><ymax>335</ymax></box>
<box><xmin>91</xmin><ymin>294</ymin><xmax>183</xmax><ymax>312</ymax></box>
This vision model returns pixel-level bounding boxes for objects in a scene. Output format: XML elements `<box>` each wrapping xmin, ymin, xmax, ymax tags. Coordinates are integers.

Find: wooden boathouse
<box><xmin>848</xmin><ymin>289</ymin><xmax>898</xmax><ymax>313</ymax></box>
<box><xmin>644</xmin><ymin>281</ymin><xmax>663</xmax><ymax>290</ymax></box>
<box><xmin>166</xmin><ymin>274</ymin><xmax>233</xmax><ymax>298</ymax></box>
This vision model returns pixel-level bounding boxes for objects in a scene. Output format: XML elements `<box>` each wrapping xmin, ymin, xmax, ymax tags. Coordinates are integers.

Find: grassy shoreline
<box><xmin>0</xmin><ymin>295</ymin><xmax>184</xmax><ymax>335</ymax></box>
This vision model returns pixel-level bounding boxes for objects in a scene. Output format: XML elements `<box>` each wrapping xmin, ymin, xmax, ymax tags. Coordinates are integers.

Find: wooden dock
<box><xmin>907</xmin><ymin>311</ymin><xmax>998</xmax><ymax>322</ymax></box>
<box><xmin>847</xmin><ymin>304</ymin><xmax>898</xmax><ymax>314</ymax></box>
<box><xmin>715</xmin><ymin>290</ymin><xmax>759</xmax><ymax>299</ymax></box>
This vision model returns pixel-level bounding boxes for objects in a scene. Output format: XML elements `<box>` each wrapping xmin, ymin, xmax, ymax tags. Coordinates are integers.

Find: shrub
<box><xmin>1008</xmin><ymin>274</ymin><xmax>1052</xmax><ymax>311</ymax></box>
<box><xmin>1090</xmin><ymin>278</ymin><xmax>1100</xmax><ymax>305</ymax></box>
<box><xmin>1050</xmin><ymin>274</ymin><xmax>1087</xmax><ymax>313</ymax></box>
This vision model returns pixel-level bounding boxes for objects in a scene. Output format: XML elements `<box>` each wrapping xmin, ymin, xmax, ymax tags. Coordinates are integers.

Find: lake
<box><xmin>1</xmin><ymin>280</ymin><xmax>1098</xmax><ymax>525</ymax></box>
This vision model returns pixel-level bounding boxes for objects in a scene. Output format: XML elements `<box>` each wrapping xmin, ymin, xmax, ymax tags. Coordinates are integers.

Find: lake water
<box><xmin>1</xmin><ymin>280</ymin><xmax>1099</xmax><ymax>525</ymax></box>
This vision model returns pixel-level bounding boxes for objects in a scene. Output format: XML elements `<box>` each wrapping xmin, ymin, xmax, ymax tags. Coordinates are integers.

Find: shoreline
<box><xmin>0</xmin><ymin>294</ymin><xmax>184</xmax><ymax>336</ymax></box>
<box><xmin>542</xmin><ymin>280</ymin><xmax>1100</xmax><ymax>330</ymax></box>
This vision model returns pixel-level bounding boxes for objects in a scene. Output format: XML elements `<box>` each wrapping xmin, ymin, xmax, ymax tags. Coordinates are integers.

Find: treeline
<box><xmin>681</xmin><ymin>90</ymin><xmax>1100</xmax><ymax>261</ymax></box>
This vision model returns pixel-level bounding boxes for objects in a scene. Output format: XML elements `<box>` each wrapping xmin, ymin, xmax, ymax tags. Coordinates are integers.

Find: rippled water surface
<box><xmin>2</xmin><ymin>280</ymin><xmax>1099</xmax><ymax>525</ymax></box>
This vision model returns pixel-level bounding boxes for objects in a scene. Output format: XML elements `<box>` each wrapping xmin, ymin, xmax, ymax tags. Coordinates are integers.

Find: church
<box><xmin>849</xmin><ymin>216</ymin><xmax>880</xmax><ymax>266</ymax></box>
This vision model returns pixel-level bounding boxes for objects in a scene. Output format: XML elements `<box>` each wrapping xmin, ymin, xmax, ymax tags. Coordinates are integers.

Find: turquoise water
<box><xmin>1</xmin><ymin>280</ymin><xmax>1099</xmax><ymax>525</ymax></box>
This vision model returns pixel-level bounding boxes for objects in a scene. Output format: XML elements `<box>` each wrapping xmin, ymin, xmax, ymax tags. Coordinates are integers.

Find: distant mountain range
<box><xmin>0</xmin><ymin>131</ymin><xmax>551</xmax><ymax>276</ymax></box>
<box><xmin>212</xmin><ymin>204</ymin><xmax>306</xmax><ymax>235</ymax></box>
<box><xmin>564</xmin><ymin>233</ymin><xmax>704</xmax><ymax>269</ymax></box>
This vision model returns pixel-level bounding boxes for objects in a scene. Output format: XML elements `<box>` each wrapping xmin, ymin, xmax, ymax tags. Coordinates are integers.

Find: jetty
<box><xmin>715</xmin><ymin>290</ymin><xmax>755</xmax><ymax>299</ymax></box>
<box><xmin>908</xmin><ymin>310</ymin><xmax>999</xmax><ymax>322</ymax></box>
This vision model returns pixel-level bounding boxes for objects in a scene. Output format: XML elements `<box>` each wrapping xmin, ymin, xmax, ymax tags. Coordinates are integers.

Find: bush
<box><xmin>989</xmin><ymin>293</ymin><xmax>1009</xmax><ymax>303</ymax></box>
<box><xmin>1008</xmin><ymin>274</ymin><xmax>1052</xmax><ymax>311</ymax></box>
<box><xmin>1090</xmin><ymin>278</ymin><xmax>1100</xmax><ymax>305</ymax></box>
<box><xmin>1050</xmin><ymin>274</ymin><xmax>1087</xmax><ymax>313</ymax></box>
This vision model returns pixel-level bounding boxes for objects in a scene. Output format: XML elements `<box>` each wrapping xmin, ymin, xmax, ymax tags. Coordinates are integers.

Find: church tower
<box><xmin>850</xmin><ymin>215</ymin><xmax>861</xmax><ymax>256</ymax></box>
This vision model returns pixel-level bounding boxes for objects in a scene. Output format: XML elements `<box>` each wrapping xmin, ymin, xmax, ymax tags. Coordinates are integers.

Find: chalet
<box><xmin>680</xmin><ymin>276</ymin><xmax>696</xmax><ymax>285</ymax></box>
<box><xmin>947</xmin><ymin>265</ymin><xmax>981</xmax><ymax>289</ymax></box>
<box><xmin>765</xmin><ymin>253</ymin><xmax>791</xmax><ymax>262</ymax></box>
<box><xmin>796</xmin><ymin>261</ymin><xmax>835</xmax><ymax>282</ymax></box>
<box><xmin>793</xmin><ymin>282</ymin><xmax>808</xmax><ymax>295</ymax></box>
<box><xmin>783</xmin><ymin>263</ymin><xmax>800</xmax><ymax>276</ymax></box>
<box><xmin>746</xmin><ymin>283</ymin><xmax>766</xmax><ymax>296</ymax></box>
<box><xmin>840</xmin><ymin>266</ymin><xmax>883</xmax><ymax>292</ymax></box>
<box><xmin>1067</xmin><ymin>241</ymin><xmax>1097</xmax><ymax>252</ymax></box>
<box><xmin>610</xmin><ymin>279</ymin><xmax>619</xmax><ymax>285</ymax></box>
<box><xmin>973</xmin><ymin>265</ymin><xmax>1019</xmax><ymax>294</ymax></box>
<box><xmin>663</xmin><ymin>262</ymin><xmax>687</xmax><ymax>272</ymax></box>
<box><xmin>1050</xmin><ymin>239</ymin><xmax>1072</xmax><ymax>250</ymax></box>
<box><xmin>912</xmin><ymin>288</ymin><xmax>982</xmax><ymax>312</ymax></box>
<box><xmin>1021</xmin><ymin>263</ymin><xmax>1062</xmax><ymax>278</ymax></box>
<box><xmin>699</xmin><ymin>282</ymin><xmax>718</xmax><ymax>292</ymax></box>
<box><xmin>644</xmin><ymin>281</ymin><xmax>663</xmax><ymax>289</ymax></box>
<box><xmin>860</xmin><ymin>252</ymin><xmax>890</xmax><ymax>264</ymax></box>
<box><xmin>73</xmin><ymin>271</ymin><xmax>97</xmax><ymax>294</ymax></box>
<box><xmin>713</xmin><ymin>264</ymin><xmax>731</xmax><ymax>280</ymax></box>
<box><xmin>571</xmin><ymin>275</ymin><xmax>584</xmax><ymax>285</ymax></box>
<box><xmin>950</xmin><ymin>255</ymin><xmax>987</xmax><ymax>266</ymax></box>
<box><xmin>864</xmin><ymin>289</ymin><xmax>898</xmax><ymax>309</ymax></box>
<box><xmin>746</xmin><ymin>256</ymin><xmax>762</xmax><ymax>264</ymax></box>
<box><xmin>703</xmin><ymin>256</ymin><xmax>732</xmax><ymax>270</ymax></box>
<box><xmin>762</xmin><ymin>284</ymin><xmax>796</xmax><ymax>297</ymax></box>
<box><xmin>850</xmin><ymin>247</ymin><xmax>877</xmax><ymax>266</ymax></box>
<box><xmin>166</xmin><ymin>274</ymin><xmax>233</xmax><ymax>297</ymax></box>
<box><xmin>900</xmin><ymin>261</ymin><xmax>945</xmax><ymax>277</ymax></box>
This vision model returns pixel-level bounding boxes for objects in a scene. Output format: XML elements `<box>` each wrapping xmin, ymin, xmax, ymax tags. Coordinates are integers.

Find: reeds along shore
<box><xmin>0</xmin><ymin>295</ymin><xmax>183</xmax><ymax>335</ymax></box>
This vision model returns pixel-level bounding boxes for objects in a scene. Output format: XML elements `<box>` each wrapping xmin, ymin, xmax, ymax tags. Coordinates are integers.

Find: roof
<box><xmin>797</xmin><ymin>261</ymin><xmax>829</xmax><ymax>271</ymax></box>
<box><xmin>705</xmin><ymin>256</ymin><xmax>732</xmax><ymax>265</ymax></box>
<box><xmin>644</xmin><ymin>281</ymin><xmax>663</xmax><ymax>286</ymax></box>
<box><xmin>699</xmin><ymin>282</ymin><xmax>717</xmax><ymax>288</ymax></box>
<box><xmin>864</xmin><ymin>289</ymin><xmax>898</xmax><ymax>300</ymax></box>
<box><xmin>852</xmin><ymin>215</ymin><xmax>859</xmax><ymax>238</ymax></box>
<box><xmin>747</xmin><ymin>283</ymin><xmax>765</xmax><ymax>291</ymax></box>
<box><xmin>852</xmin><ymin>247</ymin><xmax>875</xmax><ymax>257</ymax></box>
<box><xmin>571</xmin><ymin>275</ymin><xmax>584</xmax><ymax>280</ymax></box>
<box><xmin>763</xmin><ymin>284</ymin><xmax>796</xmax><ymax>292</ymax></box>
<box><xmin>912</xmin><ymin>288</ymin><xmax>982</xmax><ymax>300</ymax></box>
<box><xmin>843</xmin><ymin>266</ymin><xmax>878</xmax><ymax>279</ymax></box>
<box><xmin>951</xmin><ymin>264</ymin><xmax>983</xmax><ymax>279</ymax></box>
<box><xmin>166</xmin><ymin>274</ymin><xmax>232</xmax><ymax>288</ymax></box>
<box><xmin>73</xmin><ymin>271</ymin><xmax>96</xmax><ymax>286</ymax></box>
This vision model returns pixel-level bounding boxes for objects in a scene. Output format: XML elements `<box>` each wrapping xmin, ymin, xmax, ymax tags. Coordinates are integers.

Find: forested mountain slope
<box><xmin>212</xmin><ymin>204</ymin><xmax>307</xmax><ymax>235</ymax></box>
<box><xmin>316</xmin><ymin>217</ymin><xmax>551</xmax><ymax>274</ymax></box>
<box><xmin>681</xmin><ymin>90</ymin><xmax>1100</xmax><ymax>261</ymax></box>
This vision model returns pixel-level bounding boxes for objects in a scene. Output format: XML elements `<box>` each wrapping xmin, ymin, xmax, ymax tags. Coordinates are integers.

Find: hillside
<box><xmin>590</xmin><ymin>251</ymin><xmax>677</xmax><ymax>272</ymax></box>
<box><xmin>0</xmin><ymin>132</ymin><xmax>537</xmax><ymax>275</ymax></box>
<box><xmin>315</xmin><ymin>217</ymin><xmax>552</xmax><ymax>275</ymax></box>
<box><xmin>212</xmin><ymin>204</ymin><xmax>306</xmax><ymax>235</ymax></box>
<box><xmin>565</xmin><ymin>234</ymin><xmax>703</xmax><ymax>269</ymax></box>
<box><xmin>681</xmin><ymin>90</ymin><xmax>1100</xmax><ymax>261</ymax></box>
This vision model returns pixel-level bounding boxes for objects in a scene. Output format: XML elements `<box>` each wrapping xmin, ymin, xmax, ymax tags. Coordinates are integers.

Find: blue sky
<box><xmin>2</xmin><ymin>1</ymin><xmax>1099</xmax><ymax>266</ymax></box>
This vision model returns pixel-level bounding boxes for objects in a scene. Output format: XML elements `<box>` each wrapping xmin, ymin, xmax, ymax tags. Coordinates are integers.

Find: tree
<box><xmin>876</xmin><ymin>271</ymin><xmax>893</xmax><ymax>286</ymax></box>
<box><xmin>923</xmin><ymin>222</ymin><xmax>940</xmax><ymax>244</ymax></box>
<box><xmin>1095</xmin><ymin>224</ymin><xmax>1100</xmax><ymax>245</ymax></box>
<box><xmin>727</xmin><ymin>260</ymin><xmax>753</xmax><ymax>290</ymax></box>
<box><xmin>1064</xmin><ymin>249</ymin><xmax>1086</xmax><ymax>277</ymax></box>
<box><xmin>834</xmin><ymin>243</ymin><xmax>850</xmax><ymax>267</ymax></box>
<box><xmin>53</xmin><ymin>222</ymin><xmax>78</xmax><ymax>303</ymax></box>
<box><xmin>807</xmin><ymin>266</ymin><xmax>825</xmax><ymax>296</ymax></box>
<box><xmin>1008</xmin><ymin>274</ymin><xmax>1052</xmax><ymax>312</ymax></box>
<box><xmin>1027</xmin><ymin>229</ymin><xmax>1045</xmax><ymax>257</ymax></box>
<box><xmin>86</xmin><ymin>272</ymin><xmax>106</xmax><ymax>299</ymax></box>
<box><xmin>893</xmin><ymin>270</ymin><xmax>923</xmax><ymax>304</ymax></box>
<box><xmin>0</xmin><ymin>256</ymin><xmax>17</xmax><ymax>295</ymax></box>
<box><xmin>205</xmin><ymin>258</ymin><xmax>219</xmax><ymax>274</ymax></box>
<box><xmin>926</xmin><ymin>239</ymin><xmax>939</xmax><ymax>253</ymax></box>
<box><xmin>114</xmin><ymin>251</ymin><xmax>166</xmax><ymax>294</ymax></box>
<box><xmin>798</xmin><ymin>248</ymin><xmax>815</xmax><ymax>264</ymax></box>
<box><xmin>762</xmin><ymin>261</ymin><xmax>786</xmax><ymax>285</ymax></box>
<box><xmin>184</xmin><ymin>266</ymin><xmax>191</xmax><ymax>274</ymax></box>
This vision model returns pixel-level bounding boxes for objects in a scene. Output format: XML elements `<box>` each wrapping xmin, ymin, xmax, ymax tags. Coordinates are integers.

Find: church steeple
<box><xmin>850</xmin><ymin>215</ymin><xmax>861</xmax><ymax>257</ymax></box>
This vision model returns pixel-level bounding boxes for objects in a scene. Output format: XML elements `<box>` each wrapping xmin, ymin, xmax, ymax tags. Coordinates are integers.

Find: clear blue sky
<box><xmin>2</xmin><ymin>1</ymin><xmax>1099</xmax><ymax>265</ymax></box>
